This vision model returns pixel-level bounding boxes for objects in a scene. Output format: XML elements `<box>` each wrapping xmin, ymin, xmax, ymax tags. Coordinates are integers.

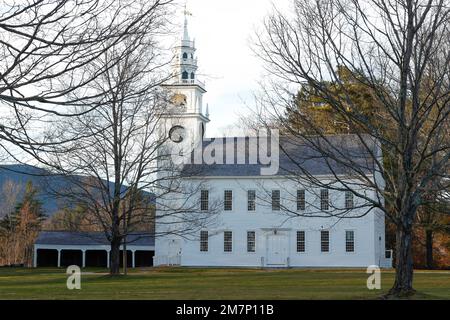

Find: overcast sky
<box><xmin>174</xmin><ymin>0</ymin><xmax>286</xmax><ymax>137</ymax></box>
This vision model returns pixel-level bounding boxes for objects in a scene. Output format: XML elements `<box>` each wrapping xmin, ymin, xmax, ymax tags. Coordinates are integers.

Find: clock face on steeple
<box><xmin>169</xmin><ymin>125</ymin><xmax>185</xmax><ymax>143</ymax></box>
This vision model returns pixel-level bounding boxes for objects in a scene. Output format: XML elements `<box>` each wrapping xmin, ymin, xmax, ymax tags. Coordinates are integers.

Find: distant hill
<box><xmin>0</xmin><ymin>164</ymin><xmax>154</xmax><ymax>217</ymax></box>
<box><xmin>0</xmin><ymin>164</ymin><xmax>65</xmax><ymax>216</ymax></box>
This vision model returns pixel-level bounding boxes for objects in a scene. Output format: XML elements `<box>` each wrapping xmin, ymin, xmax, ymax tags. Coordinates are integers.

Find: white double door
<box><xmin>266</xmin><ymin>233</ymin><xmax>289</xmax><ymax>266</ymax></box>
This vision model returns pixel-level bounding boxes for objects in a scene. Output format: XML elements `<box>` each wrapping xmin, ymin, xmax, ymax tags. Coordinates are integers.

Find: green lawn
<box><xmin>0</xmin><ymin>267</ymin><xmax>449</xmax><ymax>300</ymax></box>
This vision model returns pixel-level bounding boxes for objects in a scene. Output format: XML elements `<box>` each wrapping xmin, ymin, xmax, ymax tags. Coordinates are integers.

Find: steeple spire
<box><xmin>183</xmin><ymin>4</ymin><xmax>192</xmax><ymax>41</ymax></box>
<box><xmin>183</xmin><ymin>4</ymin><xmax>190</xmax><ymax>41</ymax></box>
<box><xmin>168</xmin><ymin>4</ymin><xmax>205</xmax><ymax>90</ymax></box>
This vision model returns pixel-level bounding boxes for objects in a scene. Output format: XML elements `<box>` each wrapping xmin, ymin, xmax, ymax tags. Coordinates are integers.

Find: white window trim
<box><xmin>271</xmin><ymin>189</ymin><xmax>281</xmax><ymax>211</ymax></box>
<box><xmin>199</xmin><ymin>230</ymin><xmax>209</xmax><ymax>253</ymax></box>
<box><xmin>247</xmin><ymin>230</ymin><xmax>256</xmax><ymax>254</ymax></box>
<box><xmin>345</xmin><ymin>191</ymin><xmax>354</xmax><ymax>210</ymax></box>
<box><xmin>320</xmin><ymin>229</ymin><xmax>331</xmax><ymax>254</ymax></box>
<box><xmin>247</xmin><ymin>189</ymin><xmax>257</xmax><ymax>212</ymax></box>
<box><xmin>297</xmin><ymin>189</ymin><xmax>306</xmax><ymax>211</ymax></box>
<box><xmin>223</xmin><ymin>230</ymin><xmax>233</xmax><ymax>253</ymax></box>
<box><xmin>200</xmin><ymin>189</ymin><xmax>209</xmax><ymax>211</ymax></box>
<box><xmin>320</xmin><ymin>189</ymin><xmax>330</xmax><ymax>211</ymax></box>
<box><xmin>345</xmin><ymin>229</ymin><xmax>356</xmax><ymax>254</ymax></box>
<box><xmin>223</xmin><ymin>189</ymin><xmax>234</xmax><ymax>212</ymax></box>
<box><xmin>296</xmin><ymin>230</ymin><xmax>306</xmax><ymax>254</ymax></box>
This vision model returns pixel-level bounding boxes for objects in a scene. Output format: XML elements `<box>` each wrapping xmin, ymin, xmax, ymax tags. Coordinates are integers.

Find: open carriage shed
<box><xmin>34</xmin><ymin>231</ymin><xmax>154</xmax><ymax>268</ymax></box>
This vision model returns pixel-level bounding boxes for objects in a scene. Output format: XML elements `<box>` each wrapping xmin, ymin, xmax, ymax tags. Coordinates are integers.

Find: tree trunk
<box><xmin>110</xmin><ymin>238</ymin><xmax>121</xmax><ymax>275</ymax></box>
<box><xmin>388</xmin><ymin>225</ymin><xmax>415</xmax><ymax>297</ymax></box>
<box><xmin>123</xmin><ymin>239</ymin><xmax>127</xmax><ymax>276</ymax></box>
<box><xmin>425</xmin><ymin>229</ymin><xmax>433</xmax><ymax>269</ymax></box>
<box><xmin>122</xmin><ymin>213</ymin><xmax>128</xmax><ymax>275</ymax></box>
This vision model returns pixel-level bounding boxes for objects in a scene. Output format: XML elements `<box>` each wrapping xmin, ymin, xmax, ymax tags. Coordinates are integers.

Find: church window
<box><xmin>345</xmin><ymin>191</ymin><xmax>354</xmax><ymax>209</ymax></box>
<box><xmin>200</xmin><ymin>190</ymin><xmax>209</xmax><ymax>211</ymax></box>
<box><xmin>247</xmin><ymin>231</ymin><xmax>256</xmax><ymax>252</ymax></box>
<box><xmin>224</xmin><ymin>190</ymin><xmax>233</xmax><ymax>211</ymax></box>
<box><xmin>200</xmin><ymin>231</ymin><xmax>208</xmax><ymax>252</ymax></box>
<box><xmin>321</xmin><ymin>230</ymin><xmax>330</xmax><ymax>252</ymax></box>
<box><xmin>182</xmin><ymin>52</ymin><xmax>188</xmax><ymax>59</ymax></box>
<box><xmin>320</xmin><ymin>189</ymin><xmax>329</xmax><ymax>211</ymax></box>
<box><xmin>346</xmin><ymin>230</ymin><xmax>355</xmax><ymax>252</ymax></box>
<box><xmin>182</xmin><ymin>71</ymin><xmax>188</xmax><ymax>79</ymax></box>
<box><xmin>191</xmin><ymin>72</ymin><xmax>195</xmax><ymax>79</ymax></box>
<box><xmin>247</xmin><ymin>190</ymin><xmax>256</xmax><ymax>211</ymax></box>
<box><xmin>224</xmin><ymin>231</ymin><xmax>232</xmax><ymax>252</ymax></box>
<box><xmin>296</xmin><ymin>231</ymin><xmax>306</xmax><ymax>252</ymax></box>
<box><xmin>272</xmin><ymin>190</ymin><xmax>280</xmax><ymax>211</ymax></box>
<box><xmin>297</xmin><ymin>189</ymin><xmax>305</xmax><ymax>211</ymax></box>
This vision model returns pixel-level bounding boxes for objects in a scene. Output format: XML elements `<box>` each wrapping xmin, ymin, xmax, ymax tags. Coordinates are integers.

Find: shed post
<box><xmin>82</xmin><ymin>250</ymin><xmax>86</xmax><ymax>268</ymax></box>
<box><xmin>33</xmin><ymin>246</ymin><xmax>37</xmax><ymax>268</ymax></box>
<box><xmin>57</xmin><ymin>249</ymin><xmax>61</xmax><ymax>268</ymax></box>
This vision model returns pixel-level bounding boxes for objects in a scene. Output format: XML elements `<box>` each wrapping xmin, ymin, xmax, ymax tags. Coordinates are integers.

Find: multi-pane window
<box><xmin>296</xmin><ymin>231</ymin><xmax>305</xmax><ymax>252</ymax></box>
<box><xmin>247</xmin><ymin>190</ymin><xmax>256</xmax><ymax>211</ymax></box>
<box><xmin>247</xmin><ymin>231</ymin><xmax>256</xmax><ymax>252</ymax></box>
<box><xmin>224</xmin><ymin>190</ymin><xmax>233</xmax><ymax>211</ymax></box>
<box><xmin>320</xmin><ymin>189</ymin><xmax>329</xmax><ymax>211</ymax></box>
<box><xmin>297</xmin><ymin>190</ymin><xmax>306</xmax><ymax>211</ymax></box>
<box><xmin>200</xmin><ymin>190</ymin><xmax>209</xmax><ymax>211</ymax></box>
<box><xmin>346</xmin><ymin>230</ymin><xmax>355</xmax><ymax>252</ymax></box>
<box><xmin>272</xmin><ymin>190</ymin><xmax>281</xmax><ymax>211</ymax></box>
<box><xmin>321</xmin><ymin>230</ymin><xmax>330</xmax><ymax>252</ymax></box>
<box><xmin>200</xmin><ymin>231</ymin><xmax>208</xmax><ymax>252</ymax></box>
<box><xmin>345</xmin><ymin>191</ymin><xmax>354</xmax><ymax>209</ymax></box>
<box><xmin>224</xmin><ymin>231</ymin><xmax>233</xmax><ymax>252</ymax></box>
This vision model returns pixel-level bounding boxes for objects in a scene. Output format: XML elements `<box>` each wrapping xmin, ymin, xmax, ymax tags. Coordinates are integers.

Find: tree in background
<box><xmin>287</xmin><ymin>66</ymin><xmax>385</xmax><ymax>135</ymax></box>
<box><xmin>0</xmin><ymin>180</ymin><xmax>21</xmax><ymax>219</ymax></box>
<box><xmin>413</xmin><ymin>192</ymin><xmax>450</xmax><ymax>269</ymax></box>
<box><xmin>288</xmin><ymin>67</ymin><xmax>450</xmax><ymax>270</ymax></box>
<box><xmin>45</xmin><ymin>193</ymin><xmax>156</xmax><ymax>235</ymax></box>
<box><xmin>0</xmin><ymin>181</ymin><xmax>45</xmax><ymax>266</ymax></box>
<box><xmin>44</xmin><ymin>204</ymin><xmax>95</xmax><ymax>232</ymax></box>
<box><xmin>253</xmin><ymin>0</ymin><xmax>449</xmax><ymax>297</ymax></box>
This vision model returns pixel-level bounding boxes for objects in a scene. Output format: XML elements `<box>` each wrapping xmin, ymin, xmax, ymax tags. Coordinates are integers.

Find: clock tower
<box><xmin>161</xmin><ymin>9</ymin><xmax>209</xmax><ymax>154</ymax></box>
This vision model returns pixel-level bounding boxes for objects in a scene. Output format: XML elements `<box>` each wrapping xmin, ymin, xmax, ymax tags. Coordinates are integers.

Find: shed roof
<box><xmin>35</xmin><ymin>231</ymin><xmax>154</xmax><ymax>247</ymax></box>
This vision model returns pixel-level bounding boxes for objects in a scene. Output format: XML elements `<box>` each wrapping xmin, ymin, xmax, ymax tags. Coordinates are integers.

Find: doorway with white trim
<box><xmin>265</xmin><ymin>230</ymin><xmax>289</xmax><ymax>266</ymax></box>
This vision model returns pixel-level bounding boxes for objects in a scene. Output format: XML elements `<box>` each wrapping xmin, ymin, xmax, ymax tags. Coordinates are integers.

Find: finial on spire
<box><xmin>183</xmin><ymin>3</ymin><xmax>192</xmax><ymax>41</ymax></box>
<box><xmin>205</xmin><ymin>103</ymin><xmax>210</xmax><ymax>118</ymax></box>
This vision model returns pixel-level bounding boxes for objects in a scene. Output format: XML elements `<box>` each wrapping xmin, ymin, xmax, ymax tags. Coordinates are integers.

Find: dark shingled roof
<box><xmin>181</xmin><ymin>134</ymin><xmax>379</xmax><ymax>177</ymax></box>
<box><xmin>35</xmin><ymin>231</ymin><xmax>154</xmax><ymax>246</ymax></box>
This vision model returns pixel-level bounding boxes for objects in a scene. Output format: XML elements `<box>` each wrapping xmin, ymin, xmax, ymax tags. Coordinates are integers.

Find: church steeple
<box><xmin>163</xmin><ymin>5</ymin><xmax>207</xmax><ymax>115</ymax></box>
<box><xmin>160</xmin><ymin>5</ymin><xmax>209</xmax><ymax>147</ymax></box>
<box><xmin>170</xmin><ymin>6</ymin><xmax>204</xmax><ymax>89</ymax></box>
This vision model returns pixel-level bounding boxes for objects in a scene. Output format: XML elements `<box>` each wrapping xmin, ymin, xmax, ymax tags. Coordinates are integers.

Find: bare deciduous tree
<box><xmin>0</xmin><ymin>181</ymin><xmax>44</xmax><ymax>266</ymax></box>
<box><xmin>42</xmin><ymin>16</ymin><xmax>219</xmax><ymax>274</ymax></box>
<box><xmin>0</xmin><ymin>0</ymin><xmax>174</xmax><ymax>162</ymax></box>
<box><xmin>252</xmin><ymin>0</ymin><xmax>449</xmax><ymax>297</ymax></box>
<box><xmin>0</xmin><ymin>180</ymin><xmax>21</xmax><ymax>219</ymax></box>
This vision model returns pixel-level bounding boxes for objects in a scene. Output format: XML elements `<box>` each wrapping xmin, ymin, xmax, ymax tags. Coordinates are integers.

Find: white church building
<box><xmin>153</xmin><ymin>15</ymin><xmax>392</xmax><ymax>269</ymax></box>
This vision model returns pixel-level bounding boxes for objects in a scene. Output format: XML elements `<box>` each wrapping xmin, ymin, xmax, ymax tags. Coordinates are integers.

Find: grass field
<box><xmin>0</xmin><ymin>267</ymin><xmax>449</xmax><ymax>300</ymax></box>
